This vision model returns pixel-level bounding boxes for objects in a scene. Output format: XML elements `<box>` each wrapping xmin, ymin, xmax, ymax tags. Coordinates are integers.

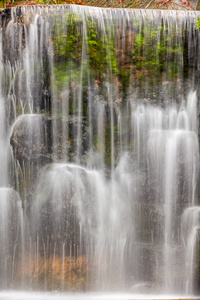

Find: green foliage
<box><xmin>119</xmin><ymin>69</ymin><xmax>130</xmax><ymax>97</ymax></box>
<box><xmin>132</xmin><ymin>21</ymin><xmax>184</xmax><ymax>81</ymax></box>
<box><xmin>196</xmin><ymin>17</ymin><xmax>200</xmax><ymax>30</ymax></box>
<box><xmin>52</xmin><ymin>12</ymin><xmax>83</xmax><ymax>62</ymax></box>
<box><xmin>51</xmin><ymin>10</ymin><xmax>119</xmax><ymax>93</ymax></box>
<box><xmin>51</xmin><ymin>12</ymin><xmax>189</xmax><ymax>113</ymax></box>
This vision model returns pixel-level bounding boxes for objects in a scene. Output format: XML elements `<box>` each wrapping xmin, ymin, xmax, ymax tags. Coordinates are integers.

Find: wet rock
<box><xmin>10</xmin><ymin>114</ymin><xmax>49</xmax><ymax>162</ymax></box>
<box><xmin>129</xmin><ymin>281</ymin><xmax>154</xmax><ymax>293</ymax></box>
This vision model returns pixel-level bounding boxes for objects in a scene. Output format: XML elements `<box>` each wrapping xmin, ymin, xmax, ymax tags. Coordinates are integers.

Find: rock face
<box><xmin>0</xmin><ymin>4</ymin><xmax>200</xmax><ymax>294</ymax></box>
<box><xmin>11</xmin><ymin>115</ymin><xmax>48</xmax><ymax>161</ymax></box>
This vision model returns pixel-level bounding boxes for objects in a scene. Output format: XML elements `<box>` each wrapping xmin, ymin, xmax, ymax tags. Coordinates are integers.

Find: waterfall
<box><xmin>182</xmin><ymin>207</ymin><xmax>200</xmax><ymax>294</ymax></box>
<box><xmin>0</xmin><ymin>4</ymin><xmax>200</xmax><ymax>295</ymax></box>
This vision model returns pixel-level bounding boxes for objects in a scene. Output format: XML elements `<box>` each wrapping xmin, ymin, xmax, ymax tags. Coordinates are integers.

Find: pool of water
<box><xmin>0</xmin><ymin>291</ymin><xmax>198</xmax><ymax>300</ymax></box>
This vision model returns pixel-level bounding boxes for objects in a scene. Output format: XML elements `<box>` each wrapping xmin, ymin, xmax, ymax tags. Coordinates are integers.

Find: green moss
<box><xmin>132</xmin><ymin>22</ymin><xmax>185</xmax><ymax>82</ymax></box>
<box><xmin>119</xmin><ymin>69</ymin><xmax>130</xmax><ymax>97</ymax></box>
<box><xmin>51</xmin><ymin>11</ymin><xmax>119</xmax><ymax>92</ymax></box>
<box><xmin>196</xmin><ymin>17</ymin><xmax>200</xmax><ymax>30</ymax></box>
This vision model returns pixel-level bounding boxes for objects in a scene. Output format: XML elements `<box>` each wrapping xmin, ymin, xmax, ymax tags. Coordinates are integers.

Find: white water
<box><xmin>0</xmin><ymin>291</ymin><xmax>199</xmax><ymax>300</ymax></box>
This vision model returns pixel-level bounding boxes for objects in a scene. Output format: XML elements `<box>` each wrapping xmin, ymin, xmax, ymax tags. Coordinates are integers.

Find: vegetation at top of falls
<box><xmin>0</xmin><ymin>0</ymin><xmax>196</xmax><ymax>9</ymax></box>
<box><xmin>0</xmin><ymin>0</ymin><xmax>85</xmax><ymax>9</ymax></box>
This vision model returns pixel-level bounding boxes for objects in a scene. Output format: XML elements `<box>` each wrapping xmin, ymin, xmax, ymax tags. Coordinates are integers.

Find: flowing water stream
<box><xmin>0</xmin><ymin>4</ymin><xmax>200</xmax><ymax>297</ymax></box>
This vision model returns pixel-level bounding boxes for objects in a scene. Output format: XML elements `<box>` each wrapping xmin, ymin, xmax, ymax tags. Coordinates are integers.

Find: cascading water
<box><xmin>0</xmin><ymin>15</ymin><xmax>24</xmax><ymax>289</ymax></box>
<box><xmin>0</xmin><ymin>4</ymin><xmax>200</xmax><ymax>297</ymax></box>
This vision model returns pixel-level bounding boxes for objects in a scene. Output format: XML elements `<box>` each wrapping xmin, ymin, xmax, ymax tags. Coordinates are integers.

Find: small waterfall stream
<box><xmin>0</xmin><ymin>4</ymin><xmax>200</xmax><ymax>295</ymax></box>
